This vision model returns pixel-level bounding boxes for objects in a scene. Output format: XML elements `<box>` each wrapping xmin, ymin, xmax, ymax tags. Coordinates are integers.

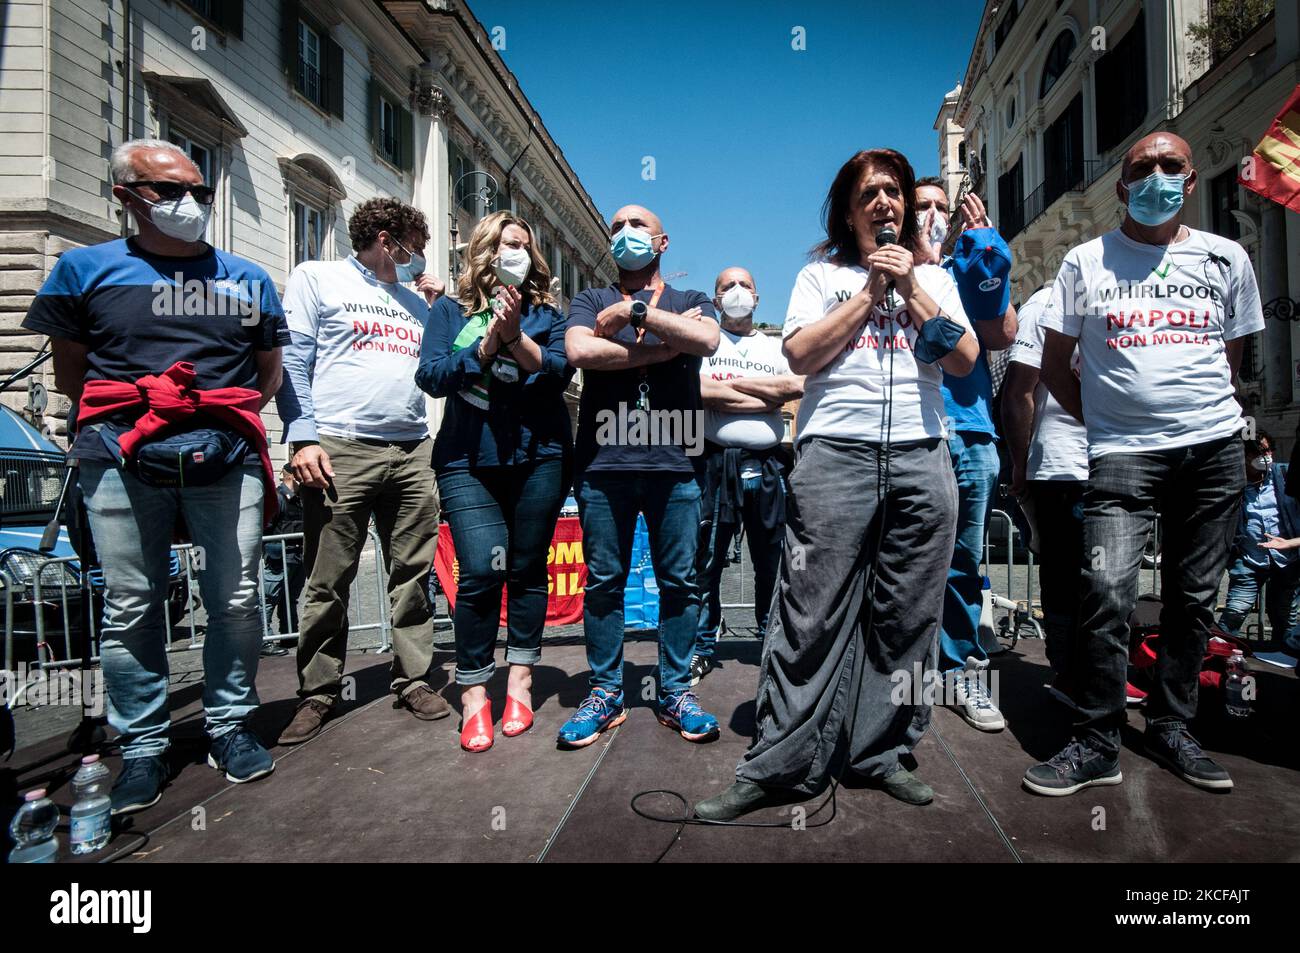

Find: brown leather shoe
<box><xmin>395</xmin><ymin>684</ymin><xmax>451</xmax><ymax>721</ymax></box>
<box><xmin>278</xmin><ymin>699</ymin><xmax>332</xmax><ymax>745</ymax></box>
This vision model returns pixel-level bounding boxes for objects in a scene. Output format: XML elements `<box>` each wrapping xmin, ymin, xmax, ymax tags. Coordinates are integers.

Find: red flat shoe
<box><xmin>460</xmin><ymin>697</ymin><xmax>494</xmax><ymax>753</ymax></box>
<box><xmin>502</xmin><ymin>695</ymin><xmax>533</xmax><ymax>737</ymax></box>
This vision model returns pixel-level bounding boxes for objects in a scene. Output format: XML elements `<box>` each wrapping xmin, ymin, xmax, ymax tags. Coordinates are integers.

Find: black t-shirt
<box><xmin>568</xmin><ymin>283</ymin><xmax>716</xmax><ymax>474</ymax></box>
<box><xmin>22</xmin><ymin>238</ymin><xmax>290</xmax><ymax>460</ymax></box>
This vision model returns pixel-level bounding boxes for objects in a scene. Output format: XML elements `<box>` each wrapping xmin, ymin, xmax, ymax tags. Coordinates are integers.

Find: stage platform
<box><xmin>6</xmin><ymin>636</ymin><xmax>1299</xmax><ymax>863</ymax></box>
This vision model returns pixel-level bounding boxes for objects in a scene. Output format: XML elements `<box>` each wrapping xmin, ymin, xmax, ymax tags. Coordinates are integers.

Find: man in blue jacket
<box><xmin>915</xmin><ymin>178</ymin><xmax>1018</xmax><ymax>733</ymax></box>
<box><xmin>1219</xmin><ymin>432</ymin><xmax>1300</xmax><ymax>651</ymax></box>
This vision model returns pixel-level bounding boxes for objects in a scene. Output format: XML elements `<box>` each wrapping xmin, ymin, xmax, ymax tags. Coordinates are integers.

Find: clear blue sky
<box><xmin>469</xmin><ymin>0</ymin><xmax>985</xmax><ymax>324</ymax></box>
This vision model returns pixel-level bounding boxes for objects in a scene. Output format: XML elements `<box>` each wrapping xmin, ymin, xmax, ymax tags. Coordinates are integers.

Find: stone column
<box><xmin>413</xmin><ymin>68</ymin><xmax>453</xmax><ymax>438</ymax></box>
<box><xmin>414</xmin><ymin>69</ymin><xmax>452</xmax><ymax>287</ymax></box>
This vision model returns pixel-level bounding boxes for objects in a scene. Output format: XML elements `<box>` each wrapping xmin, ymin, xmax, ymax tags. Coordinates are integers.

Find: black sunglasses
<box><xmin>124</xmin><ymin>181</ymin><xmax>216</xmax><ymax>205</ymax></box>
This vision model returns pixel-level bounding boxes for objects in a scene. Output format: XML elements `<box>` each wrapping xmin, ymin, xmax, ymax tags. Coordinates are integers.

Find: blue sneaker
<box><xmin>556</xmin><ymin>688</ymin><xmax>627</xmax><ymax>749</ymax></box>
<box><xmin>659</xmin><ymin>691</ymin><xmax>720</xmax><ymax>742</ymax></box>
<box><xmin>110</xmin><ymin>755</ymin><xmax>168</xmax><ymax>815</ymax></box>
<box><xmin>208</xmin><ymin>726</ymin><xmax>275</xmax><ymax>783</ymax></box>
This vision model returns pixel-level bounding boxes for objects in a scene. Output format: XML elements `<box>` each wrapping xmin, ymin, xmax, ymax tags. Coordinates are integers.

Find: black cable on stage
<box><xmin>630</xmin><ymin>266</ymin><xmax>900</xmax><ymax>861</ymax></box>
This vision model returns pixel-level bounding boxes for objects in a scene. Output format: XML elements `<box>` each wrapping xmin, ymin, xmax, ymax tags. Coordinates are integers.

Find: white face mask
<box><xmin>132</xmin><ymin>191</ymin><xmax>211</xmax><ymax>243</ymax></box>
<box><xmin>494</xmin><ymin>246</ymin><xmax>532</xmax><ymax>287</ymax></box>
<box><xmin>719</xmin><ymin>284</ymin><xmax>756</xmax><ymax>319</ymax></box>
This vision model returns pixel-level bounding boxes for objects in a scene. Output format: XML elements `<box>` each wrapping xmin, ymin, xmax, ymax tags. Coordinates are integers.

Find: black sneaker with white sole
<box><xmin>1143</xmin><ymin>721</ymin><xmax>1233</xmax><ymax>791</ymax></box>
<box><xmin>688</xmin><ymin>654</ymin><xmax>715</xmax><ymax>686</ymax></box>
<box><xmin>1023</xmin><ymin>739</ymin><xmax>1122</xmax><ymax>796</ymax></box>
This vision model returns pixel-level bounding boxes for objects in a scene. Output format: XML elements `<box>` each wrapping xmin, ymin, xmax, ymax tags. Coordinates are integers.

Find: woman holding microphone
<box><xmin>416</xmin><ymin>210</ymin><xmax>572</xmax><ymax>753</ymax></box>
<box><xmin>695</xmin><ymin>149</ymin><xmax>977</xmax><ymax>819</ymax></box>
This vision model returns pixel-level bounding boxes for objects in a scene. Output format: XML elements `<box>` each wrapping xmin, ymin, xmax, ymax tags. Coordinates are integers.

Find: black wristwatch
<box><xmin>629</xmin><ymin>299</ymin><xmax>647</xmax><ymax>329</ymax></box>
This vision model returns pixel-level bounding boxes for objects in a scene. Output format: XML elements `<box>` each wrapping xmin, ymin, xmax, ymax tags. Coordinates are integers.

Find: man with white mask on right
<box><xmin>692</xmin><ymin>267</ymin><xmax>803</xmax><ymax>683</ymax></box>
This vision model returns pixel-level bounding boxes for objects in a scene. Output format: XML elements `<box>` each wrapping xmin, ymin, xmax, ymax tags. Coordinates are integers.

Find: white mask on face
<box><xmin>493</xmin><ymin>246</ymin><xmax>532</xmax><ymax>287</ymax></box>
<box><xmin>132</xmin><ymin>191</ymin><xmax>210</xmax><ymax>243</ymax></box>
<box><xmin>720</xmin><ymin>284</ymin><xmax>755</xmax><ymax>318</ymax></box>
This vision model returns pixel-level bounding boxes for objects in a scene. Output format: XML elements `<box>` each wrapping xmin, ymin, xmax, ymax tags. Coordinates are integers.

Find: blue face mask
<box><xmin>609</xmin><ymin>224</ymin><xmax>659</xmax><ymax>271</ymax></box>
<box><xmin>1125</xmin><ymin>170</ymin><xmax>1186</xmax><ymax>227</ymax></box>
<box><xmin>387</xmin><ymin>238</ymin><xmax>425</xmax><ymax>282</ymax></box>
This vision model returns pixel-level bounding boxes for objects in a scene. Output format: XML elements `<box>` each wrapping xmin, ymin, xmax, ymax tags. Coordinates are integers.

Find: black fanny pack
<box><xmin>99</xmin><ymin>424</ymin><xmax>249</xmax><ymax>488</ymax></box>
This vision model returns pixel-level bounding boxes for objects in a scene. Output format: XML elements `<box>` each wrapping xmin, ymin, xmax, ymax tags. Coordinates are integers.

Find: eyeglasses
<box><xmin>123</xmin><ymin>181</ymin><xmax>216</xmax><ymax>205</ymax></box>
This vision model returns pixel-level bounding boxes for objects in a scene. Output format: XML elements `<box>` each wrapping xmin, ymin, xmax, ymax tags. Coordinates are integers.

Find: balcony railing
<box><xmin>296</xmin><ymin>61</ymin><xmax>321</xmax><ymax>108</ymax></box>
<box><xmin>1082</xmin><ymin>158</ymin><xmax>1115</xmax><ymax>189</ymax></box>
<box><xmin>1003</xmin><ymin>157</ymin><xmax>1088</xmax><ymax>242</ymax></box>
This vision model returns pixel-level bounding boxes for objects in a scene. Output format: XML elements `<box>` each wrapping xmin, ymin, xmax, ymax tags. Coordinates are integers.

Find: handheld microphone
<box><xmin>875</xmin><ymin>226</ymin><xmax>898</xmax><ymax>309</ymax></box>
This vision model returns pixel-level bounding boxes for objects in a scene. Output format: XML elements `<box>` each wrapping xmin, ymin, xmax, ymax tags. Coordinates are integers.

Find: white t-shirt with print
<box><xmin>702</xmin><ymin>328</ymin><xmax>791</xmax><ymax>449</ymax></box>
<box><xmin>1008</xmin><ymin>288</ymin><xmax>1089</xmax><ymax>481</ymax></box>
<box><xmin>282</xmin><ymin>256</ymin><xmax>430</xmax><ymax>443</ymax></box>
<box><xmin>1039</xmin><ymin>227</ymin><xmax>1263</xmax><ymax>458</ymax></box>
<box><xmin>784</xmin><ymin>260</ymin><xmax>972</xmax><ymax>444</ymax></box>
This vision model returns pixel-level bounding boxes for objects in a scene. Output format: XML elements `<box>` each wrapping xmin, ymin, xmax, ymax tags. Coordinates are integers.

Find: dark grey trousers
<box><xmin>737</xmin><ymin>436</ymin><xmax>958</xmax><ymax>793</ymax></box>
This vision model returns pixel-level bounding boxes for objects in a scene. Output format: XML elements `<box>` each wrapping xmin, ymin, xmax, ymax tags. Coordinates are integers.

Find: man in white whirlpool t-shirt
<box><xmin>692</xmin><ymin>267</ymin><xmax>804</xmax><ymax>685</ymax></box>
<box><xmin>274</xmin><ymin>197</ymin><xmax>453</xmax><ymax>744</ymax></box>
<box><xmin>1024</xmin><ymin>132</ymin><xmax>1264</xmax><ymax>799</ymax></box>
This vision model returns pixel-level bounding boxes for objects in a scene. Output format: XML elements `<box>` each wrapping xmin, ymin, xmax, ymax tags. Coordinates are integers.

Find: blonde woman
<box><xmin>415</xmin><ymin>211</ymin><xmax>572</xmax><ymax>753</ymax></box>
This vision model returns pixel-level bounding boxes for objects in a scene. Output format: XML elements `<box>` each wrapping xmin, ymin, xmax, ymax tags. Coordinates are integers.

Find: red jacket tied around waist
<box><xmin>78</xmin><ymin>361</ymin><xmax>278</xmax><ymax>526</ymax></box>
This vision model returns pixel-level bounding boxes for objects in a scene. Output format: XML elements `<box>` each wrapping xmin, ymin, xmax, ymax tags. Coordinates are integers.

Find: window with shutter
<box><xmin>1094</xmin><ymin>11</ymin><xmax>1147</xmax><ymax>155</ymax></box>
<box><xmin>323</xmin><ymin>37</ymin><xmax>345</xmax><ymax>119</ymax></box>
<box><xmin>285</xmin><ymin>5</ymin><xmax>342</xmax><ymax>118</ymax></box>
<box><xmin>370</xmin><ymin>81</ymin><xmax>413</xmax><ymax>171</ymax></box>
<box><xmin>177</xmin><ymin>1</ymin><xmax>243</xmax><ymax>39</ymax></box>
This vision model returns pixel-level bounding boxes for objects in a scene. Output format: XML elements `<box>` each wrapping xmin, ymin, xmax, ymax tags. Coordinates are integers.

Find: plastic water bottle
<box><xmin>8</xmin><ymin>789</ymin><xmax>59</xmax><ymax>863</ymax></box>
<box><xmin>1224</xmin><ymin>650</ymin><xmax>1251</xmax><ymax>719</ymax></box>
<box><xmin>70</xmin><ymin>754</ymin><xmax>112</xmax><ymax>854</ymax></box>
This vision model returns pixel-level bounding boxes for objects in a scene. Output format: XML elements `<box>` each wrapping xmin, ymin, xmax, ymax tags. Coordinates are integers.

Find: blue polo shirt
<box><xmin>22</xmin><ymin>237</ymin><xmax>288</xmax><ymax>460</ymax></box>
<box><xmin>416</xmin><ymin>294</ymin><xmax>573</xmax><ymax>470</ymax></box>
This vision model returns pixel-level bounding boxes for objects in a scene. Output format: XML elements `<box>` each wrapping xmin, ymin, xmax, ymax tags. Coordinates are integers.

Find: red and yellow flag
<box><xmin>1240</xmin><ymin>84</ymin><xmax>1300</xmax><ymax>213</ymax></box>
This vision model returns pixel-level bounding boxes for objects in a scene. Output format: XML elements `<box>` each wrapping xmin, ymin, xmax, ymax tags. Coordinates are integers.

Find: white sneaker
<box><xmin>950</xmin><ymin>657</ymin><xmax>1005</xmax><ymax>732</ymax></box>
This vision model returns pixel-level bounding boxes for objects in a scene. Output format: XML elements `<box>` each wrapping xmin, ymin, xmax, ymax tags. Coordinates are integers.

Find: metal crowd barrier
<box><xmin>7</xmin><ymin>526</ymin><xmax>395</xmax><ymax>677</ymax></box>
<box><xmin>718</xmin><ymin>529</ymin><xmax>757</xmax><ymax>625</ymax></box>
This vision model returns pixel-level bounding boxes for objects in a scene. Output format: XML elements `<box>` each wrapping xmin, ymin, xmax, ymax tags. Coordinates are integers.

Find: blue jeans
<box><xmin>1074</xmin><ymin>436</ymin><xmax>1244</xmax><ymax>756</ymax></box>
<box><xmin>938</xmin><ymin>431</ymin><xmax>999</xmax><ymax>671</ymax></box>
<box><xmin>80</xmin><ymin>461</ymin><xmax>265</xmax><ymax>757</ymax></box>
<box><xmin>437</xmin><ymin>459</ymin><xmax>566</xmax><ymax>685</ymax></box>
<box><xmin>1218</xmin><ymin>554</ymin><xmax>1300</xmax><ymax>641</ymax></box>
<box><xmin>575</xmin><ymin>470</ymin><xmax>702</xmax><ymax>702</ymax></box>
<box><xmin>262</xmin><ymin>542</ymin><xmax>305</xmax><ymax>635</ymax></box>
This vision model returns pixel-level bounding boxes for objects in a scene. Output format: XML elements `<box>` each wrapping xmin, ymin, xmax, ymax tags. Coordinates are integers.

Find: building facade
<box><xmin>0</xmin><ymin>0</ymin><xmax>616</xmax><ymax>452</ymax></box>
<box><xmin>943</xmin><ymin>0</ymin><xmax>1300</xmax><ymax>442</ymax></box>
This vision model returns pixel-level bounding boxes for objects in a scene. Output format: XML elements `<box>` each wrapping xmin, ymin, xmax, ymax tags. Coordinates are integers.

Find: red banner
<box><xmin>434</xmin><ymin>517</ymin><xmax>586</xmax><ymax>627</ymax></box>
<box><xmin>1240</xmin><ymin>84</ymin><xmax>1300</xmax><ymax>213</ymax></box>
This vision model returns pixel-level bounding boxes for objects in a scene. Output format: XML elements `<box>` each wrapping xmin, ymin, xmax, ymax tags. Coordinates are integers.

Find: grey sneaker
<box><xmin>1144</xmin><ymin>721</ymin><xmax>1233</xmax><ymax>792</ymax></box>
<box><xmin>951</xmin><ymin>657</ymin><xmax>1005</xmax><ymax>731</ymax></box>
<box><xmin>1023</xmin><ymin>739</ymin><xmax>1122</xmax><ymax>796</ymax></box>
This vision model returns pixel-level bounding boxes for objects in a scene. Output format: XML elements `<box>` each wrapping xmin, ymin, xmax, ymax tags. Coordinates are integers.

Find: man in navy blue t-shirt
<box><xmin>560</xmin><ymin>204</ymin><xmax>722</xmax><ymax>748</ymax></box>
<box><xmin>22</xmin><ymin>139</ymin><xmax>289</xmax><ymax>814</ymax></box>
